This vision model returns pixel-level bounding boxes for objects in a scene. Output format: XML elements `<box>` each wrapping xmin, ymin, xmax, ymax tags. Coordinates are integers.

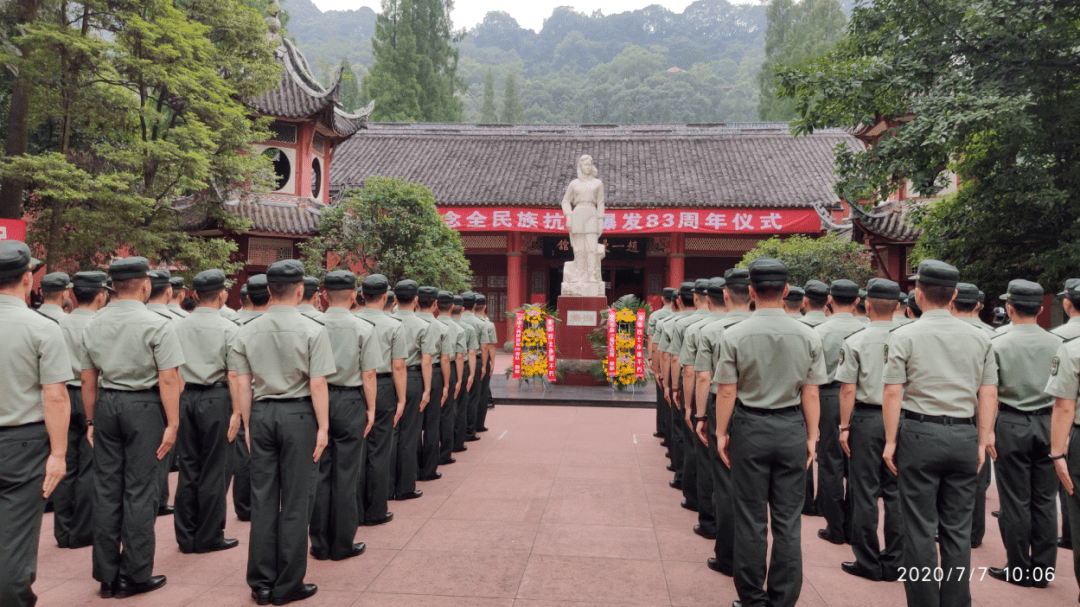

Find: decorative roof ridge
<box><xmin>278</xmin><ymin>38</ymin><xmax>337</xmax><ymax>108</ymax></box>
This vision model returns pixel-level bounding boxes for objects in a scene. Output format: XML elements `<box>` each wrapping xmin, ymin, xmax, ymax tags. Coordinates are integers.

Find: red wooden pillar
<box><xmin>668</xmin><ymin>233</ymin><xmax>685</xmax><ymax>287</ymax></box>
<box><xmin>507</xmin><ymin>231</ymin><xmax>524</xmax><ymax>336</ymax></box>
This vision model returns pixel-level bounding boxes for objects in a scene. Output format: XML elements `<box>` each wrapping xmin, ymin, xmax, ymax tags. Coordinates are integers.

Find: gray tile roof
<box><xmin>850</xmin><ymin>201</ymin><xmax>922</xmax><ymax>243</ymax></box>
<box><xmin>179</xmin><ymin>195</ymin><xmax>322</xmax><ymax>237</ymax></box>
<box><xmin>330</xmin><ymin>123</ymin><xmax>855</xmax><ymax>209</ymax></box>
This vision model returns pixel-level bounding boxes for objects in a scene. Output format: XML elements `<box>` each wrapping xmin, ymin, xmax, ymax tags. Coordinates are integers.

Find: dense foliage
<box><xmin>739</xmin><ymin>234</ymin><xmax>875</xmax><ymax>287</ymax></box>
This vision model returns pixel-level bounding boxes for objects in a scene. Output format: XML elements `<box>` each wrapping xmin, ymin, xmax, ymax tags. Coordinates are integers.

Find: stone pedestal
<box><xmin>556</xmin><ymin>296</ymin><xmax>609</xmax><ymax>386</ymax></box>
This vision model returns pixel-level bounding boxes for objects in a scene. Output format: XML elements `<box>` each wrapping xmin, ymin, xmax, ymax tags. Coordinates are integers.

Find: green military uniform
<box><xmin>355</xmin><ymin>275</ymin><xmax>406</xmax><ymax>525</ymax></box>
<box><xmin>451</xmin><ymin>295</ymin><xmax>479</xmax><ymax>451</ymax></box>
<box><xmin>147</xmin><ymin>270</ymin><xmax>180</xmax><ymax>511</ymax></box>
<box><xmin>1051</xmin><ymin>279</ymin><xmax>1080</xmax><ymax>550</ymax></box>
<box><xmin>883</xmin><ymin>260</ymin><xmax>997</xmax><ymax>607</ymax></box>
<box><xmin>666</xmin><ymin>283</ymin><xmax>706</xmax><ymax>502</ymax></box>
<box><xmin>37</xmin><ymin>272</ymin><xmax>69</xmax><ymax>322</ymax></box>
<box><xmin>168</xmin><ymin>277</ymin><xmax>190</xmax><ymax>318</ymax></box>
<box><xmin>299</xmin><ymin>276</ymin><xmax>322</xmax><ymax>321</ymax></box>
<box><xmin>714</xmin><ymin>259</ymin><xmax>827</xmax><ymax>607</ymax></box>
<box><xmin>799</xmin><ymin>280</ymin><xmax>830</xmax><ymax>516</ymax></box>
<box><xmin>458</xmin><ymin>294</ymin><xmax>486</xmax><ymax>439</ymax></box>
<box><xmin>82</xmin><ymin>258</ymin><xmax>185</xmax><ymax>591</ymax></box>
<box><xmin>229</xmin><ymin>277</ymin><xmax>266</xmax><ymax>523</ymax></box>
<box><xmin>990</xmin><ymin>280</ymin><xmax>1062</xmax><ymax>585</ymax></box>
<box><xmin>310</xmin><ymin>271</ymin><xmax>375</xmax><ymax>561</ymax></box>
<box><xmin>53</xmin><ymin>272</ymin><xmax>100</xmax><ymax>549</ymax></box>
<box><xmin>437</xmin><ymin>291</ymin><xmax>465</xmax><ymax>464</ymax></box>
<box><xmin>784</xmin><ymin>286</ymin><xmax>805</xmax><ymax>319</ymax></box>
<box><xmin>813</xmin><ymin>280</ymin><xmax>866</xmax><ymax>545</ymax></box>
<box><xmin>835</xmin><ymin>279</ymin><xmax>902</xmax><ymax>581</ymax></box>
<box><xmin>173</xmin><ymin>270</ymin><xmax>240</xmax><ymax>554</ymax></box>
<box><xmin>475</xmin><ymin>296</ymin><xmax>498</xmax><ymax>433</ymax></box>
<box><xmin>229</xmin><ymin>260</ymin><xmax>335</xmax><ymax>602</ymax></box>
<box><xmin>657</xmin><ymin>299</ymin><xmax>693</xmax><ymax>483</ymax></box>
<box><xmin>390</xmin><ymin>280</ymin><xmax>438</xmax><ymax>499</ymax></box>
<box><xmin>0</xmin><ymin>242</ymin><xmax>73</xmax><ymax>607</ymax></box>
<box><xmin>1045</xmin><ymin>328</ymin><xmax>1080</xmax><ymax>595</ymax></box>
<box><xmin>648</xmin><ymin>290</ymin><xmax>675</xmax><ymax>438</ymax></box>
<box><xmin>417</xmin><ymin>287</ymin><xmax>450</xmax><ymax>481</ymax></box>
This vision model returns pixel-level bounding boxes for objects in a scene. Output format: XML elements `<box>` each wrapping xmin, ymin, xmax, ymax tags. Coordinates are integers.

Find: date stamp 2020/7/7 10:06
<box><xmin>897</xmin><ymin>567</ymin><xmax>1055</xmax><ymax>584</ymax></box>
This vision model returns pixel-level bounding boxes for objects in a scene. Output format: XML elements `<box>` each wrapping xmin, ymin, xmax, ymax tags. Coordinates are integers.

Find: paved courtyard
<box><xmin>32</xmin><ymin>404</ymin><xmax>1079</xmax><ymax>606</ymax></box>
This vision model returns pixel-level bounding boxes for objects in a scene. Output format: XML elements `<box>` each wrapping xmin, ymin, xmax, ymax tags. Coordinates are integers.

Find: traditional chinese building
<box><xmin>331</xmin><ymin>122</ymin><xmax>857</xmax><ymax>341</ymax></box>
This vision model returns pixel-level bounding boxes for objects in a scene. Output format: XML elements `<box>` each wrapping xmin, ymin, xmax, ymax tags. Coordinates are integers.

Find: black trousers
<box><xmin>708</xmin><ymin>396</ymin><xmax>734</xmax><ymax>572</ymax></box>
<box><xmin>53</xmin><ymin>385</ymin><xmax>94</xmax><ymax>548</ymax></box>
<box><xmin>174</xmin><ymin>385</ymin><xmax>232</xmax><ymax>552</ymax></box>
<box><xmin>818</xmin><ymin>383</ymin><xmax>847</xmax><ymax>541</ymax></box>
<box><xmin>230</xmin><ymin>426</ymin><xmax>251</xmax><ymax>520</ymax></box>
<box><xmin>848</xmin><ymin>405</ymin><xmax>903</xmax><ymax>577</ymax></box>
<box><xmin>971</xmin><ymin>459</ymin><xmax>991</xmax><ymax>546</ymax></box>
<box><xmin>454</xmin><ymin>362</ymin><xmax>472</xmax><ymax>449</ymax></box>
<box><xmin>465</xmin><ymin>358</ymin><xmax>483</xmax><ymax>436</ymax></box>
<box><xmin>246</xmin><ymin>399</ymin><xmax>317</xmax><ymax>599</ymax></box>
<box><xmin>418</xmin><ymin>369</ymin><xmax>443</xmax><ymax>480</ymax></box>
<box><xmin>310</xmin><ymin>387</ymin><xmax>363</xmax><ymax>560</ymax></box>
<box><xmin>994</xmin><ymin>408</ymin><xmax>1057</xmax><ymax>580</ymax></box>
<box><xmin>359</xmin><ymin>376</ymin><xmax>396</xmax><ymax>524</ymax></box>
<box><xmin>476</xmin><ymin>367</ymin><xmax>492</xmax><ymax>431</ymax></box>
<box><xmin>897</xmin><ymin>417</ymin><xmax>978</xmax><ymax>607</ymax></box>
<box><xmin>1065</xmin><ymin>427</ymin><xmax>1080</xmax><ymax>591</ymax></box>
<box><xmin>669</xmin><ymin>382</ymin><xmax>685</xmax><ymax>481</ymax></box>
<box><xmin>92</xmin><ymin>389</ymin><xmax>166</xmax><ymax>585</ymax></box>
<box><xmin>391</xmin><ymin>371</ymin><xmax>423</xmax><ymax>496</ymax></box>
<box><xmin>439</xmin><ymin>367</ymin><xmax>458</xmax><ymax>462</ymax></box>
<box><xmin>731</xmin><ymin>405</ymin><xmax>807</xmax><ymax>607</ymax></box>
<box><xmin>678</xmin><ymin>373</ymin><xmax>698</xmax><ymax>510</ymax></box>
<box><xmin>656</xmin><ymin>380</ymin><xmax>667</xmax><ymax>437</ymax></box>
<box><xmin>0</xmin><ymin>423</ymin><xmax>48</xmax><ymax>607</ymax></box>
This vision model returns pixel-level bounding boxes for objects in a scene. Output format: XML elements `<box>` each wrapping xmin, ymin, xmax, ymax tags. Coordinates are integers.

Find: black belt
<box><xmin>254</xmin><ymin>397</ymin><xmax>310</xmax><ymax>405</ymax></box>
<box><xmin>406</xmin><ymin>365</ymin><xmax>422</xmax><ymax>372</ymax></box>
<box><xmin>185</xmin><ymin>381</ymin><xmax>228</xmax><ymax>391</ymax></box>
<box><xmin>854</xmin><ymin>402</ymin><xmax>881</xmax><ymax>411</ymax></box>
<box><xmin>102</xmin><ymin>387</ymin><xmax>159</xmax><ymax>395</ymax></box>
<box><xmin>376</xmin><ymin>372</ymin><xmax>393</xmax><ymax>380</ymax></box>
<box><xmin>0</xmin><ymin>421</ymin><xmax>44</xmax><ymax>432</ymax></box>
<box><xmin>738</xmin><ymin>403</ymin><xmax>801</xmax><ymax>416</ymax></box>
<box><xmin>1000</xmin><ymin>404</ymin><xmax>1052</xmax><ymax>416</ymax></box>
<box><xmin>902</xmin><ymin>411</ymin><xmax>974</xmax><ymax>425</ymax></box>
<box><xmin>821</xmin><ymin>381</ymin><xmax>842</xmax><ymax>390</ymax></box>
<box><xmin>328</xmin><ymin>384</ymin><xmax>359</xmax><ymax>391</ymax></box>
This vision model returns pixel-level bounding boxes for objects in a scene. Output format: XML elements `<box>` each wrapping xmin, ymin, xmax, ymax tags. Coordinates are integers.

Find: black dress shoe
<box><xmin>272</xmin><ymin>583</ymin><xmax>318</xmax><ymax>605</ymax></box>
<box><xmin>252</xmin><ymin>588</ymin><xmax>272</xmax><ymax>605</ymax></box>
<box><xmin>991</xmin><ymin>510</ymin><xmax>1000</xmax><ymax>518</ymax></box>
<box><xmin>653</xmin><ymin>432</ymin><xmax>664</xmax><ymax>438</ymax></box>
<box><xmin>465</xmin><ymin>435</ymin><xmax>481</xmax><ymax>442</ymax></box>
<box><xmin>196</xmin><ymin>538</ymin><xmax>239</xmax><ymax>554</ymax></box>
<box><xmin>157</xmin><ymin>505</ymin><xmax>174</xmax><ymax>516</ymax></box>
<box><xmin>100</xmin><ymin>582</ymin><xmax>116</xmax><ymax>599</ymax></box>
<box><xmin>666</xmin><ymin>464</ymin><xmax>676</xmax><ymax>472</ymax></box>
<box><xmin>68</xmin><ymin>540</ymin><xmax>93</xmax><ymax>549</ymax></box>
<box><xmin>669</xmin><ymin>479</ymin><xmax>682</xmax><ymax>490</ymax></box>
<box><xmin>841</xmin><ymin>561</ymin><xmax>882</xmax><ymax>582</ymax></box>
<box><xmin>309</xmin><ymin>550</ymin><xmax>330</xmax><ymax>561</ymax></box>
<box><xmin>733</xmin><ymin>602</ymin><xmax>743</xmax><ymax>607</ymax></box>
<box><xmin>680</xmin><ymin>500</ymin><xmax>697</xmax><ymax>512</ymax></box>
<box><xmin>440</xmin><ymin>457</ymin><xmax>456</xmax><ymax>465</ymax></box>
<box><xmin>363</xmin><ymin>512</ymin><xmax>394</xmax><ymax>526</ymax></box>
<box><xmin>971</xmin><ymin>540</ymin><xmax>982</xmax><ymax>549</ymax></box>
<box><xmin>817</xmin><ymin>529</ymin><xmax>844</xmax><ymax>545</ymax></box>
<box><xmin>693</xmin><ymin>525</ymin><xmax>716</xmax><ymax>540</ymax></box>
<box><xmin>331</xmin><ymin>543</ymin><xmax>366</xmax><ymax>561</ymax></box>
<box><xmin>452</xmin><ymin>446</ymin><xmax>467</xmax><ymax>452</ymax></box>
<box><xmin>988</xmin><ymin>567</ymin><xmax>1032</xmax><ymax>587</ymax></box>
<box><xmin>707</xmin><ymin>558</ymin><xmax>733</xmax><ymax>576</ymax></box>
<box><xmin>660</xmin><ymin>441</ymin><xmax>669</xmax><ymax>447</ymax></box>
<box><xmin>395</xmin><ymin>490</ymin><xmax>423</xmax><ymax>501</ymax></box>
<box><xmin>420</xmin><ymin>472</ymin><xmax>442</xmax><ymax>481</ymax></box>
<box><xmin>477</xmin><ymin>427</ymin><xmax>490</xmax><ymax>432</ymax></box>
<box><xmin>1060</xmin><ymin>537</ymin><xmax>1074</xmax><ymax>550</ymax></box>
<box><xmin>237</xmin><ymin>514</ymin><xmax>251</xmax><ymax>522</ymax></box>
<box><xmin>882</xmin><ymin>568</ymin><xmax>901</xmax><ymax>582</ymax></box>
<box><xmin>114</xmin><ymin>575</ymin><xmax>167</xmax><ymax>598</ymax></box>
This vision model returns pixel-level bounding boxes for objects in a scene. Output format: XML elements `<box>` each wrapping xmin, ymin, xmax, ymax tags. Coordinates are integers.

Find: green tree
<box><xmin>300</xmin><ymin>176</ymin><xmax>472</xmax><ymax>290</ymax></box>
<box><xmin>776</xmin><ymin>0</ymin><xmax>1080</xmax><ymax>296</ymax></box>
<box><xmin>479</xmin><ymin>68</ymin><xmax>498</xmax><ymax>122</ymax></box>
<box><xmin>339</xmin><ymin>57</ymin><xmax>362</xmax><ymax>112</ymax></box>
<box><xmin>757</xmin><ymin>0</ymin><xmax>846</xmax><ymax>121</ymax></box>
<box><xmin>739</xmin><ymin>234</ymin><xmax>875</xmax><ymax>287</ymax></box>
<box><xmin>500</xmin><ymin>73</ymin><xmax>524</xmax><ymax>123</ymax></box>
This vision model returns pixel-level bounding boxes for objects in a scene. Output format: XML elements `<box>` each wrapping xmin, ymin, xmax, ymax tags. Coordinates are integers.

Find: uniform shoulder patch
<box><xmin>32</xmin><ymin>308</ymin><xmax>59</xmax><ymax>323</ymax></box>
<box><xmin>1051</xmin><ymin>357</ymin><xmax>1061</xmax><ymax>376</ymax></box>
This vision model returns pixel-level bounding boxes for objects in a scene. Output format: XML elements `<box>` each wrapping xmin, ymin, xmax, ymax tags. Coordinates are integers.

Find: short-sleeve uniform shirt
<box><xmin>298</xmin><ymin>304</ymin><xmax>323</xmax><ymax>321</ymax></box>
<box><xmin>882</xmin><ymin>309</ymin><xmax>997</xmax><ymax>417</ymax></box>
<box><xmin>647</xmin><ymin>307</ymin><xmax>673</xmax><ymax>338</ymax></box>
<box><xmin>229</xmin><ymin>306</ymin><xmax>336</xmax><ymax>400</ymax></box>
<box><xmin>81</xmin><ymin>299</ymin><xmax>185</xmax><ymax>391</ymax></box>
<box><xmin>991</xmin><ymin>324</ymin><xmax>1062</xmax><ymax>411</ymax></box>
<box><xmin>393</xmin><ymin>310</ymin><xmax>438</xmax><ymax>366</ymax></box>
<box><xmin>439</xmin><ymin>315</ymin><xmax>465</xmax><ymax>356</ymax></box>
<box><xmin>666</xmin><ymin>309</ymin><xmax>709</xmax><ymax>357</ymax></box>
<box><xmin>147</xmin><ymin>301</ymin><xmax>182</xmax><ymax>322</ymax></box>
<box><xmin>655</xmin><ymin>311</ymin><xmax>688</xmax><ymax>353</ymax></box>
<box><xmin>167</xmin><ymin>303</ymin><xmax>190</xmax><ymax>318</ymax></box>
<box><xmin>59</xmin><ymin>308</ymin><xmax>97</xmax><ymax>387</ymax></box>
<box><xmin>321</xmin><ymin>307</ymin><xmax>378</xmax><ymax>387</ymax></box>
<box><xmin>175</xmin><ymin>307</ymin><xmax>239</xmax><ymax>385</ymax></box>
<box><xmin>834</xmin><ymin>320</ymin><xmax>895</xmax><ymax>406</ymax></box>
<box><xmin>418</xmin><ymin>312</ymin><xmax>451</xmax><ymax>359</ymax></box>
<box><xmin>695</xmin><ymin>310</ymin><xmax>750</xmax><ymax>393</ymax></box>
<box><xmin>1051</xmin><ymin>317</ymin><xmax>1080</xmax><ymax>340</ymax></box>
<box><xmin>814</xmin><ymin>313</ymin><xmax>867</xmax><ymax>383</ymax></box>
<box><xmin>679</xmin><ymin>311</ymin><xmax>725</xmax><ymax>369</ymax></box>
<box><xmin>355</xmin><ymin>307</ymin><xmax>407</xmax><ymax>374</ymax></box>
<box><xmin>1045</xmin><ymin>339</ymin><xmax>1080</xmax><ymax>424</ymax></box>
<box><xmin>38</xmin><ymin>303</ymin><xmax>65</xmax><ymax>321</ymax></box>
<box><xmin>0</xmin><ymin>294</ymin><xmax>73</xmax><ymax>426</ymax></box>
<box><xmin>799</xmin><ymin>310</ymin><xmax>828</xmax><ymax>327</ymax></box>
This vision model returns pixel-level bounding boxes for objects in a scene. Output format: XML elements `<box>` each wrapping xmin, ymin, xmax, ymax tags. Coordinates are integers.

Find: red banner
<box><xmin>607</xmin><ymin>308</ymin><xmax>617</xmax><ymax>377</ymax></box>
<box><xmin>0</xmin><ymin>218</ymin><xmax>26</xmax><ymax>241</ymax></box>
<box><xmin>438</xmin><ymin>207</ymin><xmax>821</xmax><ymax>235</ymax></box>
<box><xmin>545</xmin><ymin>316</ymin><xmax>556</xmax><ymax>382</ymax></box>
<box><xmin>511</xmin><ymin>310</ymin><xmax>525</xmax><ymax>380</ymax></box>
<box><xmin>634</xmin><ymin>310</ymin><xmax>646</xmax><ymax>379</ymax></box>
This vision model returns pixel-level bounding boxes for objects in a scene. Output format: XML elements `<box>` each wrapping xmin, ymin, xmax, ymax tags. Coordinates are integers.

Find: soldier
<box><xmin>1047</xmin><ymin>303</ymin><xmax>1080</xmax><ymax>603</ymax></box>
<box><xmin>649</xmin><ymin>287</ymin><xmax>676</xmax><ymax>440</ymax></box>
<box><xmin>354</xmin><ymin>274</ymin><xmax>406</xmax><ymax>526</ymax></box>
<box><xmin>985</xmin><ymin>280</ymin><xmax>1061</xmax><ymax>587</ymax></box>
<box><xmin>458</xmin><ymin>292</ymin><xmax>486</xmax><ymax>443</ymax></box>
<box><xmin>1053</xmin><ymin>278</ymin><xmax>1080</xmax><ymax>551</ymax></box>
<box><xmin>906</xmin><ymin>288</ymin><xmax>923</xmax><ymax>320</ymax></box>
<box><xmin>658</xmin><ymin>285</ymin><xmax>693</xmax><ymax>488</ymax></box>
<box><xmin>54</xmin><ymin>271</ymin><xmax>109</xmax><ymax>550</ymax></box>
<box><xmin>450</xmin><ymin>295</ymin><xmax>479</xmax><ymax>453</ymax></box>
<box><xmin>229</xmin><ymin>275</ymin><xmax>269</xmax><ymax>524</ymax></box>
<box><xmin>667</xmin><ymin>279</ymin><xmax>710</xmax><ymax>509</ymax></box>
<box><xmin>436</xmin><ymin>291</ymin><xmax>465</xmax><ymax>465</ymax></box>
<box><xmin>882</xmin><ymin>260</ymin><xmax>998</xmax><ymax>607</ymax></box>
<box><xmin>854</xmin><ymin>290</ymin><xmax>870</xmax><ymax>323</ymax></box>
<box><xmin>814</xmin><ymin>279</ymin><xmax>866</xmax><ymax>546</ymax></box>
<box><xmin>894</xmin><ymin>292</ymin><xmax>914</xmax><ymax>326</ymax></box>
<box><xmin>783</xmin><ymin>287</ymin><xmax>804</xmax><ymax>318</ymax></box>
<box><xmin>389</xmin><ymin>281</ymin><xmax>435</xmax><ymax>501</ymax></box>
<box><xmin>800</xmin><ymin>280</ymin><xmax>830</xmax><ymax>327</ymax></box>
<box><xmin>714</xmin><ymin>258</ymin><xmax>826</xmax><ymax>607</ymax></box>
<box><xmin>475</xmin><ymin>294</ymin><xmax>498</xmax><ymax>431</ymax></box>
<box><xmin>82</xmin><ymin>257</ymin><xmax>184</xmax><ymax>598</ymax></box>
<box><xmin>417</xmin><ymin>287</ymin><xmax>450</xmax><ymax>481</ymax></box>
<box><xmin>310</xmin><ymin>270</ymin><xmax>375</xmax><ymax>561</ymax></box>
<box><xmin>145</xmin><ymin>269</ymin><xmax>180</xmax><ymax>515</ymax></box>
<box><xmin>836</xmin><ymin>278</ymin><xmax>902</xmax><ymax>582</ymax></box>
<box><xmin>384</xmin><ymin>291</ymin><xmax>396</xmax><ymax>314</ymax></box>
<box><xmin>171</xmin><ymin>269</ymin><xmax>241</xmax><ymax>555</ymax></box>
<box><xmin>38</xmin><ymin>271</ymin><xmax>72</xmax><ymax>320</ymax></box>
<box><xmin>230</xmin><ymin>259</ymin><xmax>333</xmax><ymax>605</ymax></box>
<box><xmin>298</xmin><ymin>276</ymin><xmax>323</xmax><ymax>320</ymax></box>
<box><xmin>168</xmin><ymin>277</ymin><xmax>190</xmax><ymax>318</ymax></box>
<box><xmin>0</xmin><ymin>241</ymin><xmax>71</xmax><ymax>607</ymax></box>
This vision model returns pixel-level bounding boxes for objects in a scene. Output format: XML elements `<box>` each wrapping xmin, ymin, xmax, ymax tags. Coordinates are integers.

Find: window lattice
<box><xmin>247</xmin><ymin>237</ymin><xmax>294</xmax><ymax>265</ymax></box>
<box><xmin>268</xmin><ymin>123</ymin><xmax>297</xmax><ymax>144</ymax></box>
<box><xmin>313</xmin><ymin>133</ymin><xmax>326</xmax><ymax>155</ymax></box>
<box><xmin>461</xmin><ymin>235</ymin><xmax>508</xmax><ymax>250</ymax></box>
<box><xmin>685</xmin><ymin>237</ymin><xmax>755</xmax><ymax>253</ymax></box>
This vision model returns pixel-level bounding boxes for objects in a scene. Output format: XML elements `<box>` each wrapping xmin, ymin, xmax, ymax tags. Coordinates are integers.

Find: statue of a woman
<box><xmin>560</xmin><ymin>155</ymin><xmax>605</xmax><ymax>296</ymax></box>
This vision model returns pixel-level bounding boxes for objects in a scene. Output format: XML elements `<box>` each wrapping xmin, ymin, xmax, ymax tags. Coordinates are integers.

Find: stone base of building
<box><xmin>556</xmin><ymin>296</ymin><xmax>609</xmax><ymax>386</ymax></box>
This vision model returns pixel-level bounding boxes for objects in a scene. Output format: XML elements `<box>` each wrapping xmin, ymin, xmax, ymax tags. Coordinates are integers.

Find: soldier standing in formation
<box><xmin>168</xmin><ymin>277</ymin><xmax>190</xmax><ymax>318</ymax></box>
<box><xmin>1052</xmin><ymin>278</ymin><xmax>1080</xmax><ymax>551</ymax></box>
<box><xmin>417</xmin><ymin>286</ymin><xmax>451</xmax><ymax>481</ymax></box>
<box><xmin>390</xmin><ymin>280</ymin><xmax>436</xmax><ymax>501</ymax></box>
<box><xmin>451</xmin><ymin>294</ymin><xmax>479</xmax><ymax>453</ymax></box>
<box><xmin>436</xmin><ymin>291</ymin><xmax>465</xmax><ymax>465</ymax></box>
<box><xmin>648</xmin><ymin>287</ymin><xmax>676</xmax><ymax>441</ymax></box>
<box><xmin>298</xmin><ymin>276</ymin><xmax>322</xmax><ymax>320</ymax></box>
<box><xmin>658</xmin><ymin>283</ymin><xmax>694</xmax><ymax>491</ymax></box>
<box><xmin>783</xmin><ymin>286</ymin><xmax>804</xmax><ymax>318</ymax></box>
<box><xmin>475</xmin><ymin>294</ymin><xmax>498</xmax><ymax>432</ymax></box>
<box><xmin>37</xmin><ymin>272</ymin><xmax>71</xmax><ymax>320</ymax></box>
<box><xmin>799</xmin><ymin>279</ymin><xmax>830</xmax><ymax>517</ymax></box>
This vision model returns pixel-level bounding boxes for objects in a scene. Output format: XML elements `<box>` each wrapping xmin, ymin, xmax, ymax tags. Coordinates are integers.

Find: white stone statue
<box><xmin>560</xmin><ymin>155</ymin><xmax>606</xmax><ymax>297</ymax></box>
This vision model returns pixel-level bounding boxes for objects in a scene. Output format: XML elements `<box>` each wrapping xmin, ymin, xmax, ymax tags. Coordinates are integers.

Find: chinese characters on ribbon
<box><xmin>438</xmin><ymin>207</ymin><xmax>820</xmax><ymax>235</ymax></box>
<box><xmin>606</xmin><ymin>308</ymin><xmax>618</xmax><ymax>378</ymax></box>
<box><xmin>545</xmin><ymin>317</ymin><xmax>557</xmax><ymax>382</ymax></box>
<box><xmin>634</xmin><ymin>310</ymin><xmax>646</xmax><ymax>379</ymax></box>
<box><xmin>511</xmin><ymin>310</ymin><xmax>525</xmax><ymax>380</ymax></box>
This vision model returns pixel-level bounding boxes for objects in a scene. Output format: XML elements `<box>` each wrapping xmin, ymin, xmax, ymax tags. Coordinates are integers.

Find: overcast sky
<box><xmin>309</xmin><ymin>0</ymin><xmax>760</xmax><ymax>32</ymax></box>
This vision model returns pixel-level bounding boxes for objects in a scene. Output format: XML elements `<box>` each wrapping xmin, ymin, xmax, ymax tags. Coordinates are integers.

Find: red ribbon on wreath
<box><xmin>511</xmin><ymin>310</ymin><xmax>525</xmax><ymax>379</ymax></box>
<box><xmin>607</xmin><ymin>308</ymin><xmax>617</xmax><ymax>377</ymax></box>
<box><xmin>635</xmin><ymin>309</ymin><xmax>646</xmax><ymax>378</ymax></box>
<box><xmin>545</xmin><ymin>316</ymin><xmax>556</xmax><ymax>382</ymax></box>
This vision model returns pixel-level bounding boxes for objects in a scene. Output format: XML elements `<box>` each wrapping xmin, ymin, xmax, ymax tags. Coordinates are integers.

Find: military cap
<box><xmin>453</xmin><ymin>295</ymin><xmax>464</xmax><ymax>307</ymax></box>
<box><xmin>394</xmin><ymin>279</ymin><xmax>418</xmax><ymax>299</ymax></box>
<box><xmin>361</xmin><ymin>273</ymin><xmax>390</xmax><ymax>295</ymax></box>
<box><xmin>193</xmin><ymin>269</ymin><xmax>227</xmax><ymax>292</ymax></box>
<box><xmin>804</xmin><ymin>280</ymin><xmax>829</xmax><ymax>302</ymax></box>
<box><xmin>460</xmin><ymin>291</ymin><xmax>475</xmax><ymax>307</ymax></box>
<box><xmin>954</xmin><ymin>282</ymin><xmax>980</xmax><ymax>305</ymax></box>
<box><xmin>40</xmin><ymin>272</ymin><xmax>72</xmax><ymax>292</ymax></box>
<box><xmin>1000</xmin><ymin>279</ymin><xmax>1044</xmax><ymax>305</ymax></box>
<box><xmin>866</xmin><ymin>278</ymin><xmax>901</xmax><ymax>300</ymax></box>
<box><xmin>266</xmin><ymin>259</ymin><xmax>304</xmax><ymax>284</ymax></box>
<box><xmin>73</xmin><ymin>270</ymin><xmax>109</xmax><ymax>290</ymax></box>
<box><xmin>694</xmin><ymin>278</ymin><xmax>709</xmax><ymax>295</ymax></box>
<box><xmin>418</xmin><ymin>286</ymin><xmax>438</xmax><ymax>299</ymax></box>
<box><xmin>475</xmin><ymin>293</ymin><xmax>488</xmax><ymax>306</ymax></box>
<box><xmin>783</xmin><ymin>286</ymin><xmax>805</xmax><ymax>303</ymax></box>
<box><xmin>0</xmin><ymin>240</ymin><xmax>40</xmax><ymax>280</ymax></box>
<box><xmin>169</xmin><ymin>276</ymin><xmax>186</xmax><ymax>290</ymax></box>
<box><xmin>239</xmin><ymin>284</ymin><xmax>249</xmax><ymax>298</ymax></box>
<box><xmin>907</xmin><ymin>288</ymin><xmax>921</xmax><ymax>314</ymax></box>
<box><xmin>707</xmin><ymin>277</ymin><xmax>726</xmax><ymax>297</ymax></box>
<box><xmin>323</xmin><ymin>270</ymin><xmax>356</xmax><ymax>291</ymax></box>
<box><xmin>829</xmin><ymin>279</ymin><xmax>859</xmax><ymax>299</ymax></box>
<box><xmin>897</xmin><ymin>291</ymin><xmax>908</xmax><ymax>305</ymax></box>
<box><xmin>724</xmin><ymin>268</ymin><xmax>751</xmax><ymax>287</ymax></box>
<box><xmin>303</xmin><ymin>275</ymin><xmax>320</xmax><ymax>296</ymax></box>
<box><xmin>108</xmin><ymin>256</ymin><xmax>150</xmax><ymax>281</ymax></box>
<box><xmin>149</xmin><ymin>269</ymin><xmax>172</xmax><ymax>289</ymax></box>
<box><xmin>246</xmin><ymin>274</ymin><xmax>268</xmax><ymax>297</ymax></box>
<box><xmin>662</xmin><ymin>287</ymin><xmax>677</xmax><ymax>299</ymax></box>
<box><xmin>1058</xmin><ymin>278</ymin><xmax>1080</xmax><ymax>298</ymax></box>
<box><xmin>910</xmin><ymin>259</ymin><xmax>959</xmax><ymax>288</ymax></box>
<box><xmin>386</xmin><ymin>292</ymin><xmax>396</xmax><ymax>304</ymax></box>
<box><xmin>978</xmin><ymin>291</ymin><xmax>986</xmax><ymax>304</ymax></box>
<box><xmin>437</xmin><ymin>290</ymin><xmax>455</xmax><ymax>305</ymax></box>
<box><xmin>748</xmin><ymin>257</ymin><xmax>788</xmax><ymax>285</ymax></box>
<box><xmin>858</xmin><ymin>289</ymin><xmax>867</xmax><ymax>301</ymax></box>
<box><xmin>678</xmin><ymin>282</ymin><xmax>695</xmax><ymax>297</ymax></box>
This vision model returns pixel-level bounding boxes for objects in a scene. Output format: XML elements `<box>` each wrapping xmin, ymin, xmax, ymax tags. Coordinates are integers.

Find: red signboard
<box><xmin>438</xmin><ymin>207</ymin><xmax>821</xmax><ymax>235</ymax></box>
<box><xmin>0</xmin><ymin>218</ymin><xmax>27</xmax><ymax>241</ymax></box>
<box><xmin>634</xmin><ymin>309</ymin><xmax>646</xmax><ymax>379</ymax></box>
<box><xmin>511</xmin><ymin>310</ymin><xmax>525</xmax><ymax>380</ymax></box>
<box><xmin>606</xmin><ymin>308</ymin><xmax>617</xmax><ymax>377</ymax></box>
<box><xmin>545</xmin><ymin>317</ymin><xmax>556</xmax><ymax>382</ymax></box>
